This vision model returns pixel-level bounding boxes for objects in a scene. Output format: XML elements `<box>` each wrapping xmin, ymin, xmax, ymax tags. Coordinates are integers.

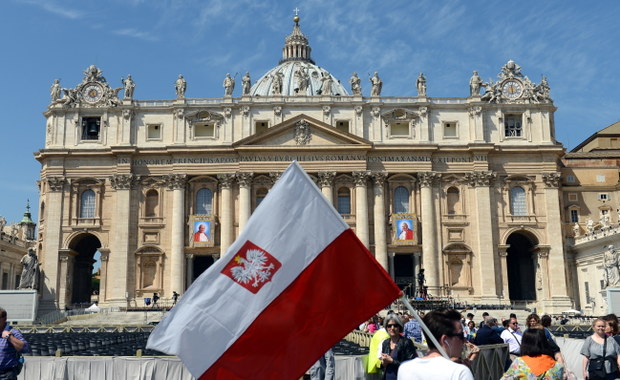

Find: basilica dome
<box><xmin>249</xmin><ymin>17</ymin><xmax>349</xmax><ymax>97</ymax></box>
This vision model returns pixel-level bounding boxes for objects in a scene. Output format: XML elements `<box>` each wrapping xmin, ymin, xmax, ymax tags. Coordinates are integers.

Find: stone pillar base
<box><xmin>538</xmin><ymin>297</ymin><xmax>573</xmax><ymax>314</ymax></box>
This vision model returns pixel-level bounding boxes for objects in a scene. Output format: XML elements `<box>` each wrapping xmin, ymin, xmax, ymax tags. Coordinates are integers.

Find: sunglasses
<box><xmin>446</xmin><ymin>333</ymin><xmax>466</xmax><ymax>341</ymax></box>
<box><xmin>386</xmin><ymin>324</ymin><xmax>399</xmax><ymax>329</ymax></box>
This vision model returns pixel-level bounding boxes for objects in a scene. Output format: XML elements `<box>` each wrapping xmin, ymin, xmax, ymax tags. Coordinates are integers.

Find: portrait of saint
<box><xmin>193</xmin><ymin>221</ymin><xmax>211</xmax><ymax>243</ymax></box>
<box><xmin>397</xmin><ymin>219</ymin><xmax>414</xmax><ymax>241</ymax></box>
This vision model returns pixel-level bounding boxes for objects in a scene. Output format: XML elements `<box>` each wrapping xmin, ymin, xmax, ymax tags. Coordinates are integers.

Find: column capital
<box><xmin>99</xmin><ymin>248</ymin><xmax>110</xmax><ymax>261</ymax></box>
<box><xmin>110</xmin><ymin>174</ymin><xmax>136</xmax><ymax>190</ymax></box>
<box><xmin>46</xmin><ymin>176</ymin><xmax>66</xmax><ymax>192</ymax></box>
<box><xmin>468</xmin><ymin>105</ymin><xmax>482</xmax><ymax>117</ymax></box>
<box><xmin>236</xmin><ymin>172</ymin><xmax>254</xmax><ymax>188</ymax></box>
<box><xmin>498</xmin><ymin>244</ymin><xmax>509</xmax><ymax>257</ymax></box>
<box><xmin>317</xmin><ymin>171</ymin><xmax>336</xmax><ymax>187</ymax></box>
<box><xmin>217</xmin><ymin>173</ymin><xmax>236</xmax><ymax>189</ymax></box>
<box><xmin>165</xmin><ymin>174</ymin><xmax>187</xmax><ymax>190</ymax></box>
<box><xmin>534</xmin><ymin>245</ymin><xmax>551</xmax><ymax>258</ymax></box>
<box><xmin>352</xmin><ymin>171</ymin><xmax>370</xmax><ymax>187</ymax></box>
<box><xmin>269</xmin><ymin>172</ymin><xmax>282</xmax><ymax>183</ymax></box>
<box><xmin>541</xmin><ymin>172</ymin><xmax>561</xmax><ymax>188</ymax></box>
<box><xmin>464</xmin><ymin>170</ymin><xmax>496</xmax><ymax>187</ymax></box>
<box><xmin>371</xmin><ymin>171</ymin><xmax>388</xmax><ymax>186</ymax></box>
<box><xmin>185</xmin><ymin>253</ymin><xmax>194</xmax><ymax>260</ymax></box>
<box><xmin>418</xmin><ymin>171</ymin><xmax>440</xmax><ymax>187</ymax></box>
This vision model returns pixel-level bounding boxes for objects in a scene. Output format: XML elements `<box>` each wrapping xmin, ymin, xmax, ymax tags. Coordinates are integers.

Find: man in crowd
<box><xmin>403</xmin><ymin>313</ymin><xmax>423</xmax><ymax>344</ymax></box>
<box><xmin>473</xmin><ymin>317</ymin><xmax>503</xmax><ymax>345</ymax></box>
<box><xmin>397</xmin><ymin>308</ymin><xmax>473</xmax><ymax>380</ymax></box>
<box><xmin>500</xmin><ymin>317</ymin><xmax>523</xmax><ymax>359</ymax></box>
<box><xmin>0</xmin><ymin>307</ymin><xmax>29</xmax><ymax>379</ymax></box>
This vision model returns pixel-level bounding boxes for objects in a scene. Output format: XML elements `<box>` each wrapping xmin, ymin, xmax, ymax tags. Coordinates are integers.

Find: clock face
<box><xmin>501</xmin><ymin>80</ymin><xmax>523</xmax><ymax>99</ymax></box>
<box><xmin>82</xmin><ymin>83</ymin><xmax>104</xmax><ymax>103</ymax></box>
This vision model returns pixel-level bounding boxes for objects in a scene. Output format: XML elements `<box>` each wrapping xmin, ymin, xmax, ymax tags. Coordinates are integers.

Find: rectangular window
<box><xmin>585</xmin><ymin>281</ymin><xmax>590</xmax><ymax>301</ymax></box>
<box><xmin>566</xmin><ymin>175</ymin><xmax>576</xmax><ymax>183</ymax></box>
<box><xmin>81</xmin><ymin>117</ymin><xmax>101</xmax><ymax>140</ymax></box>
<box><xmin>194</xmin><ymin>123</ymin><xmax>215</xmax><ymax>138</ymax></box>
<box><xmin>335</xmin><ymin>120</ymin><xmax>349</xmax><ymax>133</ymax></box>
<box><xmin>599</xmin><ymin>193</ymin><xmax>609</xmax><ymax>201</ymax></box>
<box><xmin>568</xmin><ymin>193</ymin><xmax>578</xmax><ymax>202</ymax></box>
<box><xmin>443</xmin><ymin>122</ymin><xmax>457</xmax><ymax>138</ymax></box>
<box><xmin>147</xmin><ymin>124</ymin><xmax>162</xmax><ymax>140</ymax></box>
<box><xmin>504</xmin><ymin>115</ymin><xmax>522</xmax><ymax>137</ymax></box>
<box><xmin>570</xmin><ymin>209</ymin><xmax>579</xmax><ymax>223</ymax></box>
<box><xmin>390</xmin><ymin>121</ymin><xmax>409</xmax><ymax>137</ymax></box>
<box><xmin>255</xmin><ymin>121</ymin><xmax>269</xmax><ymax>134</ymax></box>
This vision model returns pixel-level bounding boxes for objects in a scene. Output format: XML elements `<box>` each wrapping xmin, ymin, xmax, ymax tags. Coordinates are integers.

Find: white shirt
<box><xmin>500</xmin><ymin>328</ymin><xmax>522</xmax><ymax>354</ymax></box>
<box><xmin>397</xmin><ymin>356</ymin><xmax>474</xmax><ymax>380</ymax></box>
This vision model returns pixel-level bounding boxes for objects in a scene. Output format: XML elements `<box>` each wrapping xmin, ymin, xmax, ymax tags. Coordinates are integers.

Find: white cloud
<box><xmin>17</xmin><ymin>0</ymin><xmax>84</xmax><ymax>19</ymax></box>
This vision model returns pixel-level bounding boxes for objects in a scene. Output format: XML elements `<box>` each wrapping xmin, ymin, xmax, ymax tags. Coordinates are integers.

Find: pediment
<box><xmin>233</xmin><ymin>114</ymin><xmax>372</xmax><ymax>148</ymax></box>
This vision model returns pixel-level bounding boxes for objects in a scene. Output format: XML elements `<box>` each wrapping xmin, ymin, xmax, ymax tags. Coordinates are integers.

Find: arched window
<box><xmin>510</xmin><ymin>186</ymin><xmax>527</xmax><ymax>215</ymax></box>
<box><xmin>256</xmin><ymin>188</ymin><xmax>268</xmax><ymax>208</ymax></box>
<box><xmin>196</xmin><ymin>188</ymin><xmax>213</xmax><ymax>215</ymax></box>
<box><xmin>393</xmin><ymin>186</ymin><xmax>409</xmax><ymax>213</ymax></box>
<box><xmin>145</xmin><ymin>189</ymin><xmax>159</xmax><ymax>217</ymax></box>
<box><xmin>80</xmin><ymin>190</ymin><xmax>96</xmax><ymax>218</ymax></box>
<box><xmin>447</xmin><ymin>187</ymin><xmax>460</xmax><ymax>215</ymax></box>
<box><xmin>337</xmin><ymin>187</ymin><xmax>351</xmax><ymax>214</ymax></box>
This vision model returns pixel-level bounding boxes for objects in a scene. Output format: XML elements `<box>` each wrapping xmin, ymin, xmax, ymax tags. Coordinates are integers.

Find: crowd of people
<box><xmin>353</xmin><ymin>309</ymin><xmax>620</xmax><ymax>380</ymax></box>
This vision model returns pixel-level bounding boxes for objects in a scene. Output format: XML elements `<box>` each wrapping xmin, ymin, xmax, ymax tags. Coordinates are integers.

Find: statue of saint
<box><xmin>320</xmin><ymin>71</ymin><xmax>333</xmax><ymax>95</ymax></box>
<box><xmin>294</xmin><ymin>67</ymin><xmax>309</xmax><ymax>94</ymax></box>
<box><xmin>18</xmin><ymin>248</ymin><xmax>39</xmax><ymax>290</ymax></box>
<box><xmin>416</xmin><ymin>73</ymin><xmax>426</xmax><ymax>96</ymax></box>
<box><xmin>370</xmin><ymin>72</ymin><xmax>382</xmax><ymax>96</ymax></box>
<box><xmin>604</xmin><ymin>245</ymin><xmax>620</xmax><ymax>287</ymax></box>
<box><xmin>349</xmin><ymin>72</ymin><xmax>361</xmax><ymax>96</ymax></box>
<box><xmin>601</xmin><ymin>210</ymin><xmax>611</xmax><ymax>229</ymax></box>
<box><xmin>469</xmin><ymin>71</ymin><xmax>482</xmax><ymax>96</ymax></box>
<box><xmin>271</xmin><ymin>72</ymin><xmax>283</xmax><ymax>95</ymax></box>
<box><xmin>175</xmin><ymin>74</ymin><xmax>187</xmax><ymax>99</ymax></box>
<box><xmin>0</xmin><ymin>217</ymin><xmax>5</xmax><ymax>235</ymax></box>
<box><xmin>241</xmin><ymin>72</ymin><xmax>251</xmax><ymax>95</ymax></box>
<box><xmin>223</xmin><ymin>73</ymin><xmax>235</xmax><ymax>96</ymax></box>
<box><xmin>50</xmin><ymin>79</ymin><xmax>62</xmax><ymax>102</ymax></box>
<box><xmin>121</xmin><ymin>75</ymin><xmax>135</xmax><ymax>100</ymax></box>
<box><xmin>573</xmin><ymin>222</ymin><xmax>580</xmax><ymax>237</ymax></box>
<box><xmin>586</xmin><ymin>218</ymin><xmax>595</xmax><ymax>234</ymax></box>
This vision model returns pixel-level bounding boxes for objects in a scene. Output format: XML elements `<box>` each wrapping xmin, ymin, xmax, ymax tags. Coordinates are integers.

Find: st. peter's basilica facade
<box><xmin>36</xmin><ymin>17</ymin><xmax>572</xmax><ymax>313</ymax></box>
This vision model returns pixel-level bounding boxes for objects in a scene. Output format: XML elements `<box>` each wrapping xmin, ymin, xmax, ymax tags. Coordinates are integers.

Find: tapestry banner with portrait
<box><xmin>392</xmin><ymin>214</ymin><xmax>417</xmax><ymax>245</ymax></box>
<box><xmin>190</xmin><ymin>216</ymin><xmax>215</xmax><ymax>247</ymax></box>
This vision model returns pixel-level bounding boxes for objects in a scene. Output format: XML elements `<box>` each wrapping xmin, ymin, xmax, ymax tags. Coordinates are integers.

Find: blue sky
<box><xmin>1</xmin><ymin>0</ymin><xmax>619</xmax><ymax>225</ymax></box>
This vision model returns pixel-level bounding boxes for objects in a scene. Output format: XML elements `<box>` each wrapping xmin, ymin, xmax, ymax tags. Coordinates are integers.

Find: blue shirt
<box><xmin>403</xmin><ymin>320</ymin><xmax>422</xmax><ymax>343</ymax></box>
<box><xmin>0</xmin><ymin>326</ymin><xmax>29</xmax><ymax>370</ymax></box>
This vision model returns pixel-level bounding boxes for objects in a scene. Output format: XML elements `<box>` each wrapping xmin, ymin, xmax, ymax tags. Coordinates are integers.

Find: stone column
<box><xmin>108</xmin><ymin>174</ymin><xmax>135</xmax><ymax>306</ymax></box>
<box><xmin>166</xmin><ymin>174</ymin><xmax>187</xmax><ymax>295</ymax></box>
<box><xmin>218</xmin><ymin>174</ymin><xmax>236</xmax><ymax>254</ymax></box>
<box><xmin>535</xmin><ymin>246</ymin><xmax>551</xmax><ymax>300</ymax></box>
<box><xmin>388</xmin><ymin>252</ymin><xmax>395</xmax><ymax>278</ymax></box>
<box><xmin>466</xmin><ymin>170</ymin><xmax>499</xmax><ymax>303</ymax></box>
<box><xmin>541</xmin><ymin>172</ymin><xmax>571</xmax><ymax>310</ymax></box>
<box><xmin>41</xmin><ymin>177</ymin><xmax>65</xmax><ymax>311</ymax></box>
<box><xmin>372</xmin><ymin>172</ymin><xmax>388</xmax><ymax>270</ymax></box>
<box><xmin>413</xmin><ymin>252</ymin><xmax>421</xmax><ymax>296</ymax></box>
<box><xmin>98</xmin><ymin>249</ymin><xmax>110</xmax><ymax>303</ymax></box>
<box><xmin>57</xmin><ymin>249</ymin><xmax>76</xmax><ymax>310</ymax></box>
<box><xmin>318</xmin><ymin>171</ymin><xmax>336</xmax><ymax>205</ymax></box>
<box><xmin>419</xmin><ymin>172</ymin><xmax>440</xmax><ymax>290</ymax></box>
<box><xmin>237</xmin><ymin>172</ymin><xmax>253</xmax><ymax>233</ymax></box>
<box><xmin>353</xmin><ymin>171</ymin><xmax>370</xmax><ymax>247</ymax></box>
<box><xmin>498</xmin><ymin>245</ymin><xmax>510</xmax><ymax>301</ymax></box>
<box><xmin>185</xmin><ymin>254</ymin><xmax>194</xmax><ymax>289</ymax></box>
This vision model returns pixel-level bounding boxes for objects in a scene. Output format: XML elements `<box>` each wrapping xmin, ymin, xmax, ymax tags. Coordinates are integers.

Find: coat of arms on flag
<box><xmin>221</xmin><ymin>240</ymin><xmax>282</xmax><ymax>293</ymax></box>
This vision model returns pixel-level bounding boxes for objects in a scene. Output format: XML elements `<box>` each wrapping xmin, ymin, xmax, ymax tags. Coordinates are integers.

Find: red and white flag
<box><xmin>147</xmin><ymin>161</ymin><xmax>401</xmax><ymax>379</ymax></box>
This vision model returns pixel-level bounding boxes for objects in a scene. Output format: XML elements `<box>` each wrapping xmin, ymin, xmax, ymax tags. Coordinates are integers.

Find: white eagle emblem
<box><xmin>231</xmin><ymin>249</ymin><xmax>276</xmax><ymax>288</ymax></box>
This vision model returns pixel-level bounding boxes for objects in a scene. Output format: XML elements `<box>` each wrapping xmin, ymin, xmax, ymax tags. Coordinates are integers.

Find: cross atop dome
<box><xmin>280</xmin><ymin>12</ymin><xmax>314</xmax><ymax>64</ymax></box>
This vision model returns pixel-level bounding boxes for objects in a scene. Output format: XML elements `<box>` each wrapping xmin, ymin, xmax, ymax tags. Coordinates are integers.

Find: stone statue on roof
<box><xmin>349</xmin><ymin>73</ymin><xmax>361</xmax><ymax>96</ymax></box>
<box><xmin>320</xmin><ymin>70</ymin><xmax>333</xmax><ymax>95</ymax></box>
<box><xmin>241</xmin><ymin>72</ymin><xmax>251</xmax><ymax>95</ymax></box>
<box><xmin>175</xmin><ymin>74</ymin><xmax>186</xmax><ymax>99</ymax></box>
<box><xmin>271</xmin><ymin>72</ymin><xmax>283</xmax><ymax>95</ymax></box>
<box><xmin>223</xmin><ymin>73</ymin><xmax>235</xmax><ymax>96</ymax></box>
<box><xmin>370</xmin><ymin>72</ymin><xmax>382</xmax><ymax>96</ymax></box>
<box><xmin>122</xmin><ymin>75</ymin><xmax>135</xmax><ymax>100</ymax></box>
<box><xmin>19</xmin><ymin>248</ymin><xmax>39</xmax><ymax>290</ymax></box>
<box><xmin>416</xmin><ymin>73</ymin><xmax>426</xmax><ymax>96</ymax></box>
<box><xmin>50</xmin><ymin>79</ymin><xmax>62</xmax><ymax>102</ymax></box>
<box><xmin>469</xmin><ymin>71</ymin><xmax>482</xmax><ymax>96</ymax></box>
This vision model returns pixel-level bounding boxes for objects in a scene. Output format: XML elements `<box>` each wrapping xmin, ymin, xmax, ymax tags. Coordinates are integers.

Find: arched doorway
<box><xmin>69</xmin><ymin>234</ymin><xmax>101</xmax><ymax>306</ymax></box>
<box><xmin>506</xmin><ymin>232</ymin><xmax>537</xmax><ymax>301</ymax></box>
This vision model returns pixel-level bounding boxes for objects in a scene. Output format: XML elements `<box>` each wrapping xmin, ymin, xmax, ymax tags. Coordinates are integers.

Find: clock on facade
<box><xmin>82</xmin><ymin>83</ymin><xmax>104</xmax><ymax>103</ymax></box>
<box><xmin>501</xmin><ymin>80</ymin><xmax>523</xmax><ymax>100</ymax></box>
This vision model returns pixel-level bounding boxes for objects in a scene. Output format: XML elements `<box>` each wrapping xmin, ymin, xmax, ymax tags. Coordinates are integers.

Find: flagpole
<box><xmin>400</xmin><ymin>296</ymin><xmax>450</xmax><ymax>359</ymax></box>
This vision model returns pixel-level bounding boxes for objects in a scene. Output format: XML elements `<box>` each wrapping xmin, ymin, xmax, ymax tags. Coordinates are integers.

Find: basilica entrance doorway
<box><xmin>193</xmin><ymin>255</ymin><xmax>215</xmax><ymax>282</ymax></box>
<box><xmin>68</xmin><ymin>233</ymin><xmax>101</xmax><ymax>306</ymax></box>
<box><xmin>506</xmin><ymin>232</ymin><xmax>537</xmax><ymax>301</ymax></box>
<box><xmin>394</xmin><ymin>254</ymin><xmax>415</xmax><ymax>298</ymax></box>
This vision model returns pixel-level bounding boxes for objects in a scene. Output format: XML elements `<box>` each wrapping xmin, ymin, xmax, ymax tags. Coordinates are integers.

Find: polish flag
<box><xmin>147</xmin><ymin>161</ymin><xmax>401</xmax><ymax>379</ymax></box>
